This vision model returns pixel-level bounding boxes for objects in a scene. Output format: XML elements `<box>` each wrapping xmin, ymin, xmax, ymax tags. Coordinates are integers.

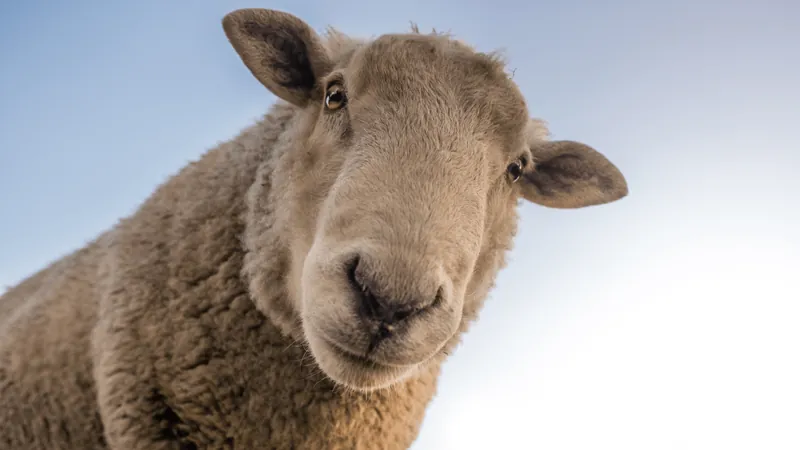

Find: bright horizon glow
<box><xmin>1</xmin><ymin>1</ymin><xmax>798</xmax><ymax>449</ymax></box>
<box><xmin>420</xmin><ymin>230</ymin><xmax>798</xmax><ymax>449</ymax></box>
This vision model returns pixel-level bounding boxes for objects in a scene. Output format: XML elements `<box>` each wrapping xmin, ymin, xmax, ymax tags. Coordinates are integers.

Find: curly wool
<box><xmin>0</xmin><ymin>102</ymin><xmax>450</xmax><ymax>449</ymax></box>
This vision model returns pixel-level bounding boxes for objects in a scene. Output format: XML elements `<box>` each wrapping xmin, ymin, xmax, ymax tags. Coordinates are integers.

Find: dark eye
<box><xmin>325</xmin><ymin>84</ymin><xmax>346</xmax><ymax>110</ymax></box>
<box><xmin>507</xmin><ymin>160</ymin><xmax>524</xmax><ymax>182</ymax></box>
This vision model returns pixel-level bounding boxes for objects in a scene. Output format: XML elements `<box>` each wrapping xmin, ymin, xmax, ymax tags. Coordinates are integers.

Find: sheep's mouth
<box><xmin>319</xmin><ymin>329</ymin><xmax>423</xmax><ymax>369</ymax></box>
<box><xmin>304</xmin><ymin>330</ymin><xmax>418</xmax><ymax>391</ymax></box>
<box><xmin>324</xmin><ymin>337</ymin><xmax>382</xmax><ymax>368</ymax></box>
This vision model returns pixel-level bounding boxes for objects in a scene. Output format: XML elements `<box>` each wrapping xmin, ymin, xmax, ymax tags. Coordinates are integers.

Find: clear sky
<box><xmin>1</xmin><ymin>0</ymin><xmax>798</xmax><ymax>448</ymax></box>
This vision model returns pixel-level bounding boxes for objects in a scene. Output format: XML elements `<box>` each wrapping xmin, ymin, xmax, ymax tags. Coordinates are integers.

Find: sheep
<box><xmin>0</xmin><ymin>8</ymin><xmax>629</xmax><ymax>450</ymax></box>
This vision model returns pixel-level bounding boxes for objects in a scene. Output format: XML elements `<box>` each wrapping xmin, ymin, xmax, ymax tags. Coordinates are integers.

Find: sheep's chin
<box><xmin>303</xmin><ymin>324</ymin><xmax>419</xmax><ymax>392</ymax></box>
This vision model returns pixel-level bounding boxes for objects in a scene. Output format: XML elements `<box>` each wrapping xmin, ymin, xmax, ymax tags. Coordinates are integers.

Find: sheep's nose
<box><xmin>345</xmin><ymin>255</ymin><xmax>442</xmax><ymax>326</ymax></box>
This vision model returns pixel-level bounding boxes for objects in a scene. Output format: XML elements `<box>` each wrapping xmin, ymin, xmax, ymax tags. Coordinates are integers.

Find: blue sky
<box><xmin>1</xmin><ymin>0</ymin><xmax>798</xmax><ymax>448</ymax></box>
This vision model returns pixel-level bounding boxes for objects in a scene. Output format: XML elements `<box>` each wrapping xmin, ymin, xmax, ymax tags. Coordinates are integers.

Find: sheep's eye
<box><xmin>507</xmin><ymin>160</ymin><xmax>524</xmax><ymax>182</ymax></box>
<box><xmin>325</xmin><ymin>85</ymin><xmax>346</xmax><ymax>110</ymax></box>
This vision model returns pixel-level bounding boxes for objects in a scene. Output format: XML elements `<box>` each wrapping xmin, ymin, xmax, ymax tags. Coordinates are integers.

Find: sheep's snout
<box><xmin>345</xmin><ymin>254</ymin><xmax>442</xmax><ymax>328</ymax></box>
<box><xmin>300</xmin><ymin>242</ymin><xmax>462</xmax><ymax>391</ymax></box>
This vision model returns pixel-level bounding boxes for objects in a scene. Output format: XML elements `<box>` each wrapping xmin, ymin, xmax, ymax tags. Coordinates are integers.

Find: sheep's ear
<box><xmin>519</xmin><ymin>140</ymin><xmax>629</xmax><ymax>209</ymax></box>
<box><xmin>222</xmin><ymin>8</ymin><xmax>333</xmax><ymax>107</ymax></box>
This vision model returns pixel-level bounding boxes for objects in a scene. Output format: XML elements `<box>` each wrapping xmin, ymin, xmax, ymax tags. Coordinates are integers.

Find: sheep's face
<box><xmin>225</xmin><ymin>9</ymin><xmax>629</xmax><ymax>391</ymax></box>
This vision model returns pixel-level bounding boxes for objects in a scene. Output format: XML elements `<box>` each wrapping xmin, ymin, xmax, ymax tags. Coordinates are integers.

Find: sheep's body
<box><xmin>0</xmin><ymin>104</ymin><xmax>438</xmax><ymax>449</ymax></box>
<box><xmin>1</xmin><ymin>8</ymin><xmax>630</xmax><ymax>449</ymax></box>
<box><xmin>0</xmin><ymin>237</ymin><xmax>108</xmax><ymax>449</ymax></box>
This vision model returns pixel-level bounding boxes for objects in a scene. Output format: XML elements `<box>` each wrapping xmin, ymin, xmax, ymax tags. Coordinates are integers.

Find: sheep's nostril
<box><xmin>361</xmin><ymin>291</ymin><xmax>383</xmax><ymax>323</ymax></box>
<box><xmin>345</xmin><ymin>255</ymin><xmax>362</xmax><ymax>291</ymax></box>
<box><xmin>347</xmin><ymin>256</ymin><xmax>381</xmax><ymax>319</ymax></box>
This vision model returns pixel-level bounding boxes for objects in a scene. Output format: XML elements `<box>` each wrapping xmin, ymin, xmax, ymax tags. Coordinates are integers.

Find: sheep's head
<box><xmin>224</xmin><ymin>9</ymin><xmax>628</xmax><ymax>391</ymax></box>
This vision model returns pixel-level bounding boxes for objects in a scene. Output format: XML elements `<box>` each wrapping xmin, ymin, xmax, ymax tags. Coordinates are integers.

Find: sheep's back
<box><xmin>0</xmin><ymin>236</ymin><xmax>109</xmax><ymax>449</ymax></box>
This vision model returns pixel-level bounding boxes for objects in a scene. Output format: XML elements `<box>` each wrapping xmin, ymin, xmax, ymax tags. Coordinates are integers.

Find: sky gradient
<box><xmin>1</xmin><ymin>0</ymin><xmax>798</xmax><ymax>448</ymax></box>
